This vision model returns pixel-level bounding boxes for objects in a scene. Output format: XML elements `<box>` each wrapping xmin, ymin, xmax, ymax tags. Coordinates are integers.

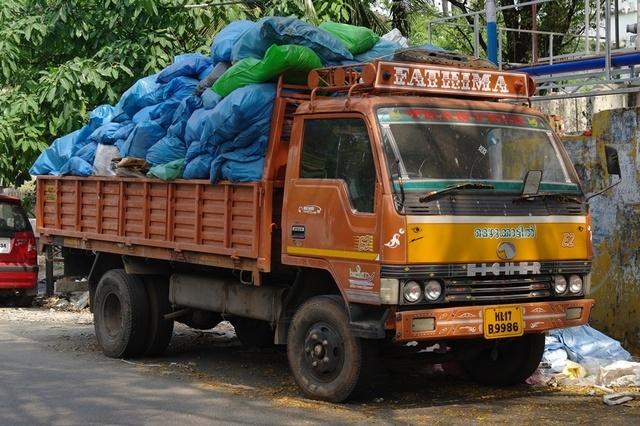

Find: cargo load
<box><xmin>30</xmin><ymin>19</ymin><xmax>405</xmax><ymax>183</ymax></box>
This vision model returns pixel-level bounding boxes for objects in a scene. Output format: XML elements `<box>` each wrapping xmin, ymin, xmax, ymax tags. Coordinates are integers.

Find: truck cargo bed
<box><xmin>36</xmin><ymin>176</ymin><xmax>273</xmax><ymax>272</ymax></box>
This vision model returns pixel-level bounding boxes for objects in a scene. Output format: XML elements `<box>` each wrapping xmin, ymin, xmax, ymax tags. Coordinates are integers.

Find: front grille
<box><xmin>401</xmin><ymin>193</ymin><xmax>586</xmax><ymax>216</ymax></box>
<box><xmin>444</xmin><ymin>276</ymin><xmax>552</xmax><ymax>303</ymax></box>
<box><xmin>381</xmin><ymin>260</ymin><xmax>591</xmax><ymax>279</ymax></box>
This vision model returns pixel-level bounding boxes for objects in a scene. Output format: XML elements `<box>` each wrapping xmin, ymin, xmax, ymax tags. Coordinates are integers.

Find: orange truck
<box><xmin>36</xmin><ymin>59</ymin><xmax>615</xmax><ymax>402</ymax></box>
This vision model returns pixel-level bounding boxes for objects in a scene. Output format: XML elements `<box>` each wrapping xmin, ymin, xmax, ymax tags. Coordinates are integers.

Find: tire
<box><xmin>94</xmin><ymin>270</ymin><xmax>150</xmax><ymax>358</ymax></box>
<box><xmin>231</xmin><ymin>317</ymin><xmax>274</xmax><ymax>348</ymax></box>
<box><xmin>287</xmin><ymin>296</ymin><xmax>371</xmax><ymax>403</ymax></box>
<box><xmin>143</xmin><ymin>276</ymin><xmax>174</xmax><ymax>357</ymax></box>
<box><xmin>462</xmin><ymin>333</ymin><xmax>545</xmax><ymax>385</ymax></box>
<box><xmin>15</xmin><ymin>295</ymin><xmax>35</xmax><ymax>308</ymax></box>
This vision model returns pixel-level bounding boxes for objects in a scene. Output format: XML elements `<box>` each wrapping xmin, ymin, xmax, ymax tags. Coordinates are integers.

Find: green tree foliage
<box><xmin>0</xmin><ymin>0</ymin><xmax>385</xmax><ymax>186</ymax></box>
<box><xmin>0</xmin><ymin>0</ymin><xmax>244</xmax><ymax>186</ymax></box>
<box><xmin>408</xmin><ymin>1</ymin><xmax>586</xmax><ymax>63</ymax></box>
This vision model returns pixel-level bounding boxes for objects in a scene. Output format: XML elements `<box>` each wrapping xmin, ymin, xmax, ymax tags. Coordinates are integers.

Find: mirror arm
<box><xmin>586</xmin><ymin>178</ymin><xmax>622</xmax><ymax>202</ymax></box>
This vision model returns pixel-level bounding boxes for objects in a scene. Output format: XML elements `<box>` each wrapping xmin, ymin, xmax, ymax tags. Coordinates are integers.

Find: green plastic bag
<box><xmin>319</xmin><ymin>22</ymin><xmax>379</xmax><ymax>55</ymax></box>
<box><xmin>147</xmin><ymin>158</ymin><xmax>185</xmax><ymax>181</ymax></box>
<box><xmin>212</xmin><ymin>44</ymin><xmax>322</xmax><ymax>97</ymax></box>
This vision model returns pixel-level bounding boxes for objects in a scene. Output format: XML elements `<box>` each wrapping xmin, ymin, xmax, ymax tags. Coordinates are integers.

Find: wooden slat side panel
<box><xmin>124</xmin><ymin>182</ymin><xmax>144</xmax><ymax>238</ymax></box>
<box><xmin>80</xmin><ymin>180</ymin><xmax>98</xmax><ymax>233</ymax></box>
<box><xmin>36</xmin><ymin>177</ymin><xmax>263</xmax><ymax>263</ymax></box>
<box><xmin>229</xmin><ymin>185</ymin><xmax>259</xmax><ymax>257</ymax></box>
<box><xmin>59</xmin><ymin>180</ymin><xmax>78</xmax><ymax>231</ymax></box>
<box><xmin>200</xmin><ymin>185</ymin><xmax>227</xmax><ymax>251</ymax></box>
<box><xmin>102</xmin><ymin>182</ymin><xmax>121</xmax><ymax>237</ymax></box>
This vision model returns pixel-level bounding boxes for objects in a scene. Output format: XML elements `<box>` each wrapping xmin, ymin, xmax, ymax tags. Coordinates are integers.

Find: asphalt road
<box><xmin>0</xmin><ymin>307</ymin><xmax>638</xmax><ymax>425</ymax></box>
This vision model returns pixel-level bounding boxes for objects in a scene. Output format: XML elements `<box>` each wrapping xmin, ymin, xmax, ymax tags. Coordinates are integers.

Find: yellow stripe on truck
<box><xmin>406</xmin><ymin>215</ymin><xmax>588</xmax><ymax>264</ymax></box>
<box><xmin>287</xmin><ymin>246</ymin><xmax>379</xmax><ymax>261</ymax></box>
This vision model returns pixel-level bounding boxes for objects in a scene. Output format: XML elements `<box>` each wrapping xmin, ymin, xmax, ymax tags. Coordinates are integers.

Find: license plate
<box><xmin>483</xmin><ymin>305</ymin><xmax>524</xmax><ymax>339</ymax></box>
<box><xmin>0</xmin><ymin>238</ymin><xmax>11</xmax><ymax>253</ymax></box>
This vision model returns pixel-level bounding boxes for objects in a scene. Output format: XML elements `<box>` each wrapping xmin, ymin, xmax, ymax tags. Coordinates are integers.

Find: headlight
<box><xmin>424</xmin><ymin>280</ymin><xmax>442</xmax><ymax>301</ymax></box>
<box><xmin>553</xmin><ymin>275</ymin><xmax>567</xmax><ymax>294</ymax></box>
<box><xmin>568</xmin><ymin>275</ymin><xmax>583</xmax><ymax>294</ymax></box>
<box><xmin>403</xmin><ymin>281</ymin><xmax>422</xmax><ymax>303</ymax></box>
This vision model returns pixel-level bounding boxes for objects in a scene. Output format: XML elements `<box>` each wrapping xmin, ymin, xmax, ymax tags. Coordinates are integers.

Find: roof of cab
<box><xmin>295</xmin><ymin>95</ymin><xmax>547</xmax><ymax>120</ymax></box>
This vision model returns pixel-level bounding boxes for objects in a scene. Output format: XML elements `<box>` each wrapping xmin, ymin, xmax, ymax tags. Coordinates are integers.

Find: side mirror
<box><xmin>605</xmin><ymin>145</ymin><xmax>621</xmax><ymax>176</ymax></box>
<box><xmin>586</xmin><ymin>146</ymin><xmax>622</xmax><ymax>202</ymax></box>
<box><xmin>522</xmin><ymin>170</ymin><xmax>542</xmax><ymax>196</ymax></box>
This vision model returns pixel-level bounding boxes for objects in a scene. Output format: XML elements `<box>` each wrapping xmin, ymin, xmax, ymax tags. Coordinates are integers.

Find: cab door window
<box><xmin>300</xmin><ymin>118</ymin><xmax>376</xmax><ymax>213</ymax></box>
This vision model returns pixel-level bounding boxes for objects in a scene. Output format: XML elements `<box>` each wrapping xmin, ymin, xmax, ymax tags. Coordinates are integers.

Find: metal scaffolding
<box><xmin>427</xmin><ymin>0</ymin><xmax>640</xmax><ymax>100</ymax></box>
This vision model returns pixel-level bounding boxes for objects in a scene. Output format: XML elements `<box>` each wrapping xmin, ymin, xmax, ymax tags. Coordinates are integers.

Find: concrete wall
<box><xmin>561</xmin><ymin>107</ymin><xmax>640</xmax><ymax>355</ymax></box>
<box><xmin>536</xmin><ymin>94</ymin><xmax>628</xmax><ymax>134</ymax></box>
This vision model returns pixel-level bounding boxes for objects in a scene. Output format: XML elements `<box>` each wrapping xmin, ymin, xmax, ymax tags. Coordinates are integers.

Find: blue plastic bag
<box><xmin>145</xmin><ymin>136</ymin><xmax>187</xmax><ymax>166</ymax></box>
<box><xmin>183</xmin><ymin>153</ymin><xmax>214</xmax><ymax>179</ymax></box>
<box><xmin>198</xmin><ymin>64</ymin><xmax>214</xmax><ymax>81</ymax></box>
<box><xmin>201</xmin><ymin>89</ymin><xmax>222</xmax><ymax>110</ymax></box>
<box><xmin>355</xmin><ymin>39</ymin><xmax>402</xmax><ymax>62</ymax></box>
<box><xmin>157</xmin><ymin>54</ymin><xmax>213</xmax><ymax>84</ymax></box>
<box><xmin>118</xmin><ymin>74</ymin><xmax>161</xmax><ymax>117</ymax></box>
<box><xmin>185</xmin><ymin>138</ymin><xmax>214</xmax><ymax>164</ymax></box>
<box><xmin>163</xmin><ymin>76</ymin><xmax>199</xmax><ymax>100</ymax></box>
<box><xmin>549</xmin><ymin>325</ymin><xmax>632</xmax><ymax>364</ymax></box>
<box><xmin>120</xmin><ymin>121</ymin><xmax>166</xmax><ymax>159</ymax></box>
<box><xmin>261</xmin><ymin>17</ymin><xmax>353</xmax><ymax>64</ymax></box>
<box><xmin>88</xmin><ymin>122</ymin><xmax>122</xmax><ymax>145</ymax></box>
<box><xmin>212</xmin><ymin>20</ymin><xmax>255</xmax><ymax>63</ymax></box>
<box><xmin>221</xmin><ymin>157</ymin><xmax>265</xmax><ymax>182</ymax></box>
<box><xmin>111</xmin><ymin>110</ymin><xmax>130</xmax><ymax>123</ymax></box>
<box><xmin>59</xmin><ymin>157</ymin><xmax>94</xmax><ymax>177</ymax></box>
<box><xmin>167</xmin><ymin>96</ymin><xmax>203</xmax><ymax>139</ymax></box>
<box><xmin>149</xmin><ymin>99</ymin><xmax>183</xmax><ymax>128</ymax></box>
<box><xmin>112</xmin><ymin>121</ymin><xmax>136</xmax><ymax>141</ymax></box>
<box><xmin>200</xmin><ymin>83</ymin><xmax>276</xmax><ymax>148</ymax></box>
<box><xmin>75</xmin><ymin>141</ymin><xmax>98</xmax><ymax>164</ymax></box>
<box><xmin>88</xmin><ymin>105</ymin><xmax>118</xmax><ymax>128</ymax></box>
<box><xmin>132</xmin><ymin>105</ymin><xmax>156</xmax><ymax>124</ymax></box>
<box><xmin>184</xmin><ymin>108</ymin><xmax>210</xmax><ymax>146</ymax></box>
<box><xmin>30</xmin><ymin>129</ymin><xmax>86</xmax><ymax>175</ymax></box>
<box><xmin>231</xmin><ymin>17</ymin><xmax>353</xmax><ymax>64</ymax></box>
<box><xmin>210</xmin><ymin>134</ymin><xmax>268</xmax><ymax>182</ymax></box>
<box><xmin>29</xmin><ymin>107</ymin><xmax>111</xmax><ymax>175</ymax></box>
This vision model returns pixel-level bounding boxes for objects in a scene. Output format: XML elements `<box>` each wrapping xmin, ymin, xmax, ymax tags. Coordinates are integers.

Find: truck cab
<box><xmin>280</xmin><ymin>61</ymin><xmax>593</xmax><ymax>399</ymax></box>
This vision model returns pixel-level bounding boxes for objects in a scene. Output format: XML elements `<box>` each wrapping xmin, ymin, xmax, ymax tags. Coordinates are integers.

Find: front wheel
<box><xmin>462</xmin><ymin>333</ymin><xmax>545</xmax><ymax>385</ymax></box>
<box><xmin>287</xmin><ymin>296</ymin><xmax>371</xmax><ymax>403</ymax></box>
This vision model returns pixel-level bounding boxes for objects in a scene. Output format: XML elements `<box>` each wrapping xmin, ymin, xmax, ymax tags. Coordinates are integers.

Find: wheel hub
<box><xmin>303</xmin><ymin>322</ymin><xmax>343</xmax><ymax>381</ymax></box>
<box><xmin>103</xmin><ymin>293</ymin><xmax>123</xmax><ymax>338</ymax></box>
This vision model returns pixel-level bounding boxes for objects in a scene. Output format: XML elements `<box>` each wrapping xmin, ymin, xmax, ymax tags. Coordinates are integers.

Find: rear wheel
<box><xmin>287</xmin><ymin>296</ymin><xmax>372</xmax><ymax>402</ymax></box>
<box><xmin>143</xmin><ymin>276</ymin><xmax>174</xmax><ymax>356</ymax></box>
<box><xmin>94</xmin><ymin>270</ymin><xmax>150</xmax><ymax>358</ymax></box>
<box><xmin>462</xmin><ymin>333</ymin><xmax>545</xmax><ymax>385</ymax></box>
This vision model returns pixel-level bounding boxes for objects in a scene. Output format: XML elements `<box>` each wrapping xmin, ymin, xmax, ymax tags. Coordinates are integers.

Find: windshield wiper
<box><xmin>419</xmin><ymin>182</ymin><xmax>494</xmax><ymax>203</ymax></box>
<box><xmin>514</xmin><ymin>192</ymin><xmax>582</xmax><ymax>204</ymax></box>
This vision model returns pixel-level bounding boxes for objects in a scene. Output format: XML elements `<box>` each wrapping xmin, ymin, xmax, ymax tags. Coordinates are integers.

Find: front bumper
<box><xmin>393</xmin><ymin>299</ymin><xmax>594</xmax><ymax>342</ymax></box>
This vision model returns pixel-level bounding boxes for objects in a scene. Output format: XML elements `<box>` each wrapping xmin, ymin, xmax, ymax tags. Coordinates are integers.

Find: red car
<box><xmin>0</xmin><ymin>194</ymin><xmax>38</xmax><ymax>306</ymax></box>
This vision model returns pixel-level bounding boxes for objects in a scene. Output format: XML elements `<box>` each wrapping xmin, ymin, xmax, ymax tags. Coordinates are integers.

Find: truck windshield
<box><xmin>377</xmin><ymin>107</ymin><xmax>580</xmax><ymax>193</ymax></box>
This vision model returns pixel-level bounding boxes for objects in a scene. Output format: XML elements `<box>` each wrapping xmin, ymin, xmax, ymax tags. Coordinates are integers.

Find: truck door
<box><xmin>282</xmin><ymin>115</ymin><xmax>381</xmax><ymax>304</ymax></box>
